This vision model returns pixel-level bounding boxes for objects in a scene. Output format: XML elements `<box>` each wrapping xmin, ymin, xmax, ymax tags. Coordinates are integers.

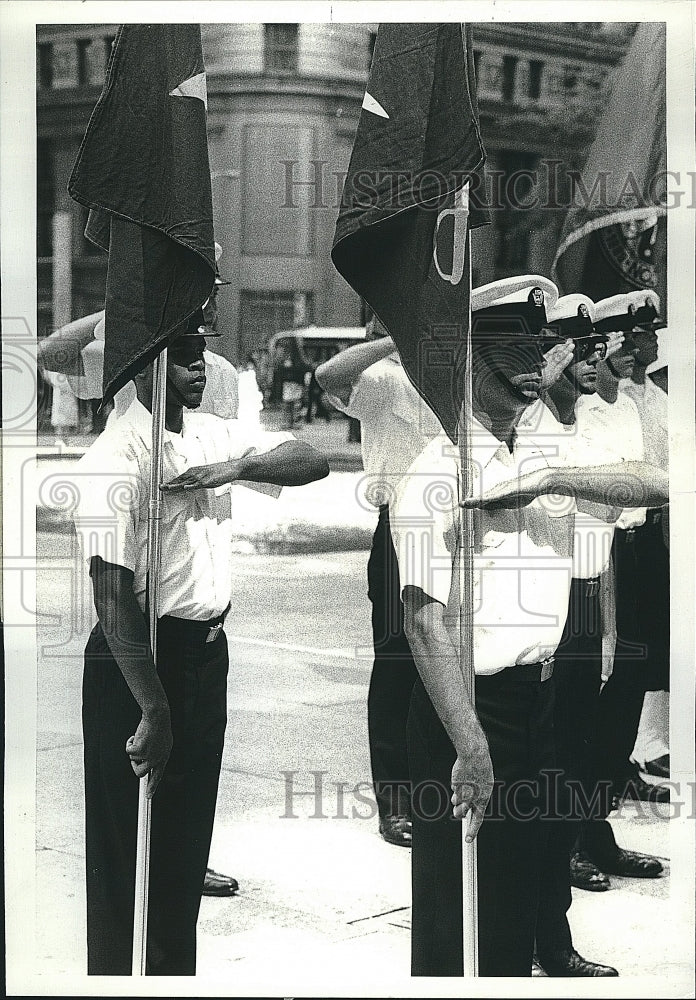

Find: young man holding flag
<box><xmin>73</xmin><ymin>319</ymin><xmax>327</xmax><ymax>974</ymax></box>
<box><xmin>67</xmin><ymin>25</ymin><xmax>328</xmax><ymax>973</ymax></box>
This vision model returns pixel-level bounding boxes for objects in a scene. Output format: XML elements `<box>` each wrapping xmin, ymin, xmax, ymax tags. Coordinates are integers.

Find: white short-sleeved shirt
<box><xmin>620</xmin><ymin>375</ymin><xmax>668</xmax><ymax>472</ymax></box>
<box><xmin>328</xmin><ymin>357</ymin><xmax>442</xmax><ymax>508</ymax></box>
<box><xmin>570</xmin><ymin>392</ymin><xmax>645</xmax><ymax>572</ymax></box>
<box><xmin>390</xmin><ymin>418</ymin><xmax>576</xmax><ymax>676</ymax></box>
<box><xmin>73</xmin><ymin>398</ymin><xmax>291</xmax><ymax>620</ymax></box>
<box><xmin>522</xmin><ymin>394</ymin><xmax>644</xmax><ymax>577</ymax></box>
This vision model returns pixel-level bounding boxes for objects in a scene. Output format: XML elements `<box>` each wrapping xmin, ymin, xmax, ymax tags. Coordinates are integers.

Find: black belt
<box><xmin>160</xmin><ymin>604</ymin><xmax>230</xmax><ymax>644</ymax></box>
<box><xmin>572</xmin><ymin>576</ymin><xmax>600</xmax><ymax>598</ymax></box>
<box><xmin>512</xmin><ymin>657</ymin><xmax>554</xmax><ymax>683</ymax></box>
<box><xmin>620</xmin><ymin>509</ymin><xmax>663</xmax><ymax>541</ymax></box>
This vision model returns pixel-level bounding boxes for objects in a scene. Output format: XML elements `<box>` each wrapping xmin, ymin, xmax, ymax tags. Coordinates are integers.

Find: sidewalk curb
<box><xmin>36</xmin><ymin>506</ymin><xmax>373</xmax><ymax>554</ymax></box>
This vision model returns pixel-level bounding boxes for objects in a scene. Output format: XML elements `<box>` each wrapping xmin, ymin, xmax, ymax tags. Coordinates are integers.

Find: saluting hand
<box><xmin>540</xmin><ymin>339</ymin><xmax>574</xmax><ymax>390</ymax></box>
<box><xmin>451</xmin><ymin>724</ymin><xmax>494</xmax><ymax>843</ymax></box>
<box><xmin>126</xmin><ymin>707</ymin><xmax>173</xmax><ymax>798</ymax></box>
<box><xmin>161</xmin><ymin>450</ymin><xmax>254</xmax><ymax>493</ymax></box>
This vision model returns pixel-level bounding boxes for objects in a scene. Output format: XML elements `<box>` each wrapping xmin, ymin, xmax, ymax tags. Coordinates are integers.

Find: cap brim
<box><xmin>635</xmin><ymin>320</ymin><xmax>667</xmax><ymax>331</ymax></box>
<box><xmin>174</xmin><ymin>327</ymin><xmax>222</xmax><ymax>338</ymax></box>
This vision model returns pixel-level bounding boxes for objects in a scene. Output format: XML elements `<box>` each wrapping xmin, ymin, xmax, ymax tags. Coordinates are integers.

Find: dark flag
<box><xmin>68</xmin><ymin>24</ymin><xmax>216</xmax><ymax>404</ymax></box>
<box><xmin>332</xmin><ymin>23</ymin><xmax>487</xmax><ymax>442</ymax></box>
<box><xmin>552</xmin><ymin>23</ymin><xmax>666</xmax><ymax>306</ymax></box>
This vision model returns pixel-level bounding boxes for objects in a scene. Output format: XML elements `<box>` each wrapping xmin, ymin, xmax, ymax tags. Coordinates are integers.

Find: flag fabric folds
<box><xmin>69</xmin><ymin>24</ymin><xmax>216</xmax><ymax>404</ymax></box>
<box><xmin>552</xmin><ymin>23</ymin><xmax>666</xmax><ymax>304</ymax></box>
<box><xmin>332</xmin><ymin>23</ymin><xmax>487</xmax><ymax>442</ymax></box>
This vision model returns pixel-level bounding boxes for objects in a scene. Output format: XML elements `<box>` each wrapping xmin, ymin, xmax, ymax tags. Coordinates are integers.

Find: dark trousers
<box><xmin>408</xmin><ymin>667</ymin><xmax>555</xmax><ymax>977</ymax></box>
<box><xmin>591</xmin><ymin>514</ymin><xmax>670</xmax><ymax>796</ymax></box>
<box><xmin>366</xmin><ymin>506</ymin><xmax>418</xmax><ymax>819</ymax></box>
<box><xmin>82</xmin><ymin>616</ymin><xmax>229</xmax><ymax>975</ymax></box>
<box><xmin>536</xmin><ymin>579</ymin><xmax>603</xmax><ymax>956</ymax></box>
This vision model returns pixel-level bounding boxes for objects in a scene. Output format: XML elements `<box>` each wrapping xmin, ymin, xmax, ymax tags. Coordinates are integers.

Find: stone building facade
<box><xmin>36</xmin><ymin>21</ymin><xmax>635</xmax><ymax>362</ymax></box>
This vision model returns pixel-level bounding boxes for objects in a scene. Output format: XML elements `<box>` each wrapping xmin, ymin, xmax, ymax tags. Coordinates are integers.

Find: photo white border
<box><xmin>2</xmin><ymin>1</ymin><xmax>694</xmax><ymax>997</ymax></box>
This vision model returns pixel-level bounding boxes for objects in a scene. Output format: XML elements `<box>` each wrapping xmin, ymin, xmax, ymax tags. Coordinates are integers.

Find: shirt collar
<box><xmin>122</xmin><ymin>396</ymin><xmax>190</xmax><ymax>447</ymax></box>
<box><xmin>469</xmin><ymin>416</ymin><xmax>510</xmax><ymax>469</ymax></box>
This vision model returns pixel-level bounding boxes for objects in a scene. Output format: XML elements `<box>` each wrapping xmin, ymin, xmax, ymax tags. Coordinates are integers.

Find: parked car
<box><xmin>266</xmin><ymin>326</ymin><xmax>365</xmax><ymax>422</ymax></box>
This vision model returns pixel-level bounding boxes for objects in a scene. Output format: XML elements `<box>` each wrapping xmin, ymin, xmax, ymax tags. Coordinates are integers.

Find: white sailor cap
<box><xmin>624</xmin><ymin>289</ymin><xmax>666</xmax><ymax>330</ymax></box>
<box><xmin>594</xmin><ymin>294</ymin><xmax>634</xmax><ymax>334</ymax></box>
<box><xmin>545</xmin><ymin>293</ymin><xmax>597</xmax><ymax>339</ymax></box>
<box><xmin>94</xmin><ymin>309</ymin><xmax>221</xmax><ymax>340</ymax></box>
<box><xmin>470</xmin><ymin>275</ymin><xmax>559</xmax><ymax>339</ymax></box>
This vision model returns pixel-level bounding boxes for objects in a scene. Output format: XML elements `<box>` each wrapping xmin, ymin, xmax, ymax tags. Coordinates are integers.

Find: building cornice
<box><xmin>471</xmin><ymin>22</ymin><xmax>632</xmax><ymax>64</ymax></box>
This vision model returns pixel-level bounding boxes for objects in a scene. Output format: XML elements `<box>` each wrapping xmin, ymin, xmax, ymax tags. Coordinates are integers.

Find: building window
<box><xmin>502</xmin><ymin>55</ymin><xmax>517</xmax><ymax>102</ymax></box>
<box><xmin>37</xmin><ymin>138</ymin><xmax>54</xmax><ymax>258</ymax></box>
<box><xmin>77</xmin><ymin>39</ymin><xmax>90</xmax><ymax>85</ymax></box>
<box><xmin>239</xmin><ymin>290</ymin><xmax>314</xmax><ymax>357</ymax></box>
<box><xmin>38</xmin><ymin>42</ymin><xmax>53</xmax><ymax>88</ymax></box>
<box><xmin>368</xmin><ymin>31</ymin><xmax>377</xmax><ymax>69</ymax></box>
<box><xmin>528</xmin><ymin>59</ymin><xmax>543</xmax><ymax>100</ymax></box>
<box><xmin>264</xmin><ymin>24</ymin><xmax>299</xmax><ymax>74</ymax></box>
<box><xmin>563</xmin><ymin>65</ymin><xmax>579</xmax><ymax>93</ymax></box>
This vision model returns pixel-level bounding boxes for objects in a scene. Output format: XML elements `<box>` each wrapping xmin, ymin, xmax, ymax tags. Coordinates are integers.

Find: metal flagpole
<box><xmin>456</xmin><ymin>182</ymin><xmax>479</xmax><ymax>977</ymax></box>
<box><xmin>132</xmin><ymin>346</ymin><xmax>168</xmax><ymax>975</ymax></box>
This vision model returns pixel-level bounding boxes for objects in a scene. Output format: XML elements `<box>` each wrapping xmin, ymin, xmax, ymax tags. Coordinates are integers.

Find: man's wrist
<box><xmin>142</xmin><ymin>699</ymin><xmax>170</xmax><ymax>721</ymax></box>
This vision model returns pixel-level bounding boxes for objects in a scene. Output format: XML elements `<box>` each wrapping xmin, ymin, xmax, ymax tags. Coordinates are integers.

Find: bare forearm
<box><xmin>236</xmin><ymin>442</ymin><xmax>329</xmax><ymax>486</ymax></box>
<box><xmin>404</xmin><ymin>596</ymin><xmax>480</xmax><ymax>755</ymax></box>
<box><xmin>546</xmin><ymin>461</ymin><xmax>668</xmax><ymax>508</ymax></box>
<box><xmin>92</xmin><ymin>569</ymin><xmax>169</xmax><ymax>718</ymax></box>
<box><xmin>315</xmin><ymin>337</ymin><xmax>396</xmax><ymax>400</ymax></box>
<box><xmin>37</xmin><ymin>310</ymin><xmax>103</xmax><ymax>375</ymax></box>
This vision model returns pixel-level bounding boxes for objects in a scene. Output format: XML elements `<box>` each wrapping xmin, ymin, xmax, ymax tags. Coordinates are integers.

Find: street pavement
<box><xmin>30</xmin><ymin>523</ymin><xmax>694</xmax><ymax>996</ymax></box>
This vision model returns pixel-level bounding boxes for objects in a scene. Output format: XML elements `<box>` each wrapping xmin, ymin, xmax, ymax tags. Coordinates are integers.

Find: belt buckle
<box><xmin>206</xmin><ymin>622</ymin><xmax>223</xmax><ymax>643</ymax></box>
<box><xmin>625</xmin><ymin>528</ymin><xmax>635</xmax><ymax>543</ymax></box>
<box><xmin>540</xmin><ymin>657</ymin><xmax>554</xmax><ymax>682</ymax></box>
<box><xmin>586</xmin><ymin>579</ymin><xmax>599</xmax><ymax>598</ymax></box>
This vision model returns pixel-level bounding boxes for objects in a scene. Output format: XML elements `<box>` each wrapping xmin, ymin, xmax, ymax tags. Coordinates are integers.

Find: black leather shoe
<box><xmin>614</xmin><ymin>772</ymin><xmax>670</xmax><ymax>803</ymax></box>
<box><xmin>643</xmin><ymin>754</ymin><xmax>670</xmax><ymax>779</ymax></box>
<box><xmin>599</xmin><ymin>848</ymin><xmax>663</xmax><ymax>879</ymax></box>
<box><xmin>569</xmin><ymin>849</ymin><xmax>611</xmax><ymax>891</ymax></box>
<box><xmin>379</xmin><ymin>815</ymin><xmax>412</xmax><ymax>848</ymax></box>
<box><xmin>203</xmin><ymin>867</ymin><xmax>239</xmax><ymax>896</ymax></box>
<box><xmin>536</xmin><ymin>948</ymin><xmax>619</xmax><ymax>977</ymax></box>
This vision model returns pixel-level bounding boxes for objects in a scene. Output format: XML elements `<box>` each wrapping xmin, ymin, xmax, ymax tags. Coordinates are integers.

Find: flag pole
<box><xmin>132</xmin><ymin>345</ymin><xmax>168</xmax><ymax>975</ymax></box>
<box><xmin>457</xmin><ymin>183</ymin><xmax>479</xmax><ymax>977</ymax></box>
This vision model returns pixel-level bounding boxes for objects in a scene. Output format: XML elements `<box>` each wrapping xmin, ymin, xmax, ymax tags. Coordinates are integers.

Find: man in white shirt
<box><xmin>315</xmin><ymin>316</ymin><xmax>442</xmax><ymax>847</ymax></box>
<box><xmin>618</xmin><ymin>292</ymin><xmax>670</xmax><ymax>777</ymax></box>
<box><xmin>74</xmin><ymin>320</ymin><xmax>328</xmax><ymax>975</ymax></box>
<box><xmin>40</xmin><ymin>307</ymin><xmax>243</xmax><ymax>899</ymax></box>
<box><xmin>390</xmin><ymin>277</ymin><xmax>668</xmax><ymax>977</ymax></box>
<box><xmin>580</xmin><ymin>294</ymin><xmax>669</xmax><ymax>877</ymax></box>
<box><xmin>533</xmin><ymin>295</ymin><xmax>663</xmax><ymax>976</ymax></box>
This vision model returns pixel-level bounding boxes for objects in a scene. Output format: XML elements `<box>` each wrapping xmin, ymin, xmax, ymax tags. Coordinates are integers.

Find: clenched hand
<box><xmin>451</xmin><ymin>724</ymin><xmax>494</xmax><ymax>842</ymax></box>
<box><xmin>126</xmin><ymin>708</ymin><xmax>173</xmax><ymax>798</ymax></box>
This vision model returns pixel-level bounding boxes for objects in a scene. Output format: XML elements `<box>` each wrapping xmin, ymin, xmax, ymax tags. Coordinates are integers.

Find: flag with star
<box><xmin>332</xmin><ymin>23</ymin><xmax>487</xmax><ymax>442</ymax></box>
<box><xmin>552</xmin><ymin>22</ymin><xmax>666</xmax><ymax>306</ymax></box>
<box><xmin>68</xmin><ymin>24</ymin><xmax>215</xmax><ymax>404</ymax></box>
